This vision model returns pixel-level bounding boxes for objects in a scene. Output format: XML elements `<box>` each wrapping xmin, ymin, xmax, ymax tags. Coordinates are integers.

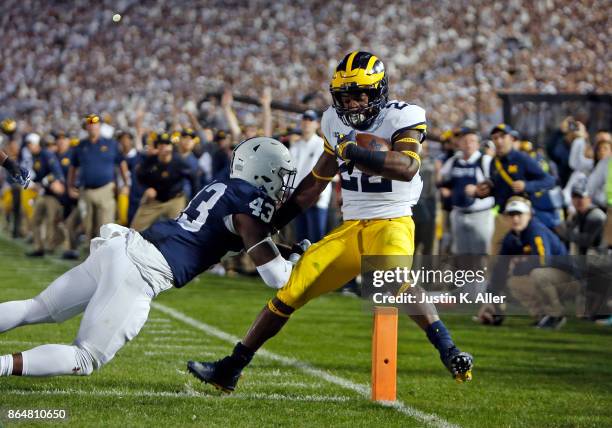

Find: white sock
<box><xmin>21</xmin><ymin>344</ymin><xmax>94</xmax><ymax>377</ymax></box>
<box><xmin>0</xmin><ymin>299</ymin><xmax>54</xmax><ymax>333</ymax></box>
<box><xmin>0</xmin><ymin>354</ymin><xmax>13</xmax><ymax>376</ymax></box>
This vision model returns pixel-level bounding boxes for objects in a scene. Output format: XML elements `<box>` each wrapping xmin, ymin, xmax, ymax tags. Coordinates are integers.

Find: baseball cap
<box><xmin>25</xmin><ymin>133</ymin><xmax>41</xmax><ymax>146</ymax></box>
<box><xmin>155</xmin><ymin>133</ymin><xmax>172</xmax><ymax>146</ymax></box>
<box><xmin>455</xmin><ymin>127</ymin><xmax>479</xmax><ymax>137</ymax></box>
<box><xmin>181</xmin><ymin>128</ymin><xmax>196</xmax><ymax>138</ymax></box>
<box><xmin>215</xmin><ymin>130</ymin><xmax>229</xmax><ymax>141</ymax></box>
<box><xmin>84</xmin><ymin>114</ymin><xmax>100</xmax><ymax>125</ymax></box>
<box><xmin>302</xmin><ymin>110</ymin><xmax>319</xmax><ymax>121</ymax></box>
<box><xmin>51</xmin><ymin>130</ymin><xmax>67</xmax><ymax>140</ymax></box>
<box><xmin>509</xmin><ymin>129</ymin><xmax>521</xmax><ymax>140</ymax></box>
<box><xmin>570</xmin><ymin>178</ymin><xmax>589</xmax><ymax>198</ymax></box>
<box><xmin>504</xmin><ymin>196</ymin><xmax>532</xmax><ymax>215</ymax></box>
<box><xmin>490</xmin><ymin>123</ymin><xmax>514</xmax><ymax>136</ymax></box>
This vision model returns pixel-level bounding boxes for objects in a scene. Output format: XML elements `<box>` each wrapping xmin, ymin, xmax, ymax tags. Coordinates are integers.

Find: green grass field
<box><xmin>0</xmin><ymin>236</ymin><xmax>611</xmax><ymax>427</ymax></box>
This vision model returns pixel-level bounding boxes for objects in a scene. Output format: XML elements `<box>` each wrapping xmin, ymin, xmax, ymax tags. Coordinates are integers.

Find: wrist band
<box><xmin>345</xmin><ymin>144</ymin><xmax>386</xmax><ymax>174</ymax></box>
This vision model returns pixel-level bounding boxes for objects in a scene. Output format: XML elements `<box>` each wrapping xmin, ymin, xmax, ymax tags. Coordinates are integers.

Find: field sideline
<box><xmin>0</xmin><ymin>236</ymin><xmax>611</xmax><ymax>427</ymax></box>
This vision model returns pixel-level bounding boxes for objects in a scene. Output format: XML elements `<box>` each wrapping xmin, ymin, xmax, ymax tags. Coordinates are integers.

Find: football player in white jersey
<box><xmin>189</xmin><ymin>51</ymin><xmax>473</xmax><ymax>392</ymax></box>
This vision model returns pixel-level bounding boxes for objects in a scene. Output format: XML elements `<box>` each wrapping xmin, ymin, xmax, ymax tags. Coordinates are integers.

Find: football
<box><xmin>355</xmin><ymin>133</ymin><xmax>391</xmax><ymax>152</ymax></box>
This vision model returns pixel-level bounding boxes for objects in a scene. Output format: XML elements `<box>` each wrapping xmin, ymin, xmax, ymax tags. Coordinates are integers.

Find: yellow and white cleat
<box><xmin>443</xmin><ymin>347</ymin><xmax>474</xmax><ymax>383</ymax></box>
<box><xmin>455</xmin><ymin>369</ymin><xmax>473</xmax><ymax>383</ymax></box>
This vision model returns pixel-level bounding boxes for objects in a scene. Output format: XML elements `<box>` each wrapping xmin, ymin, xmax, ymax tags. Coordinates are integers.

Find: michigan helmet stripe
<box><xmin>345</xmin><ymin>51</ymin><xmax>359</xmax><ymax>72</ymax></box>
<box><xmin>365</xmin><ymin>55</ymin><xmax>379</xmax><ymax>73</ymax></box>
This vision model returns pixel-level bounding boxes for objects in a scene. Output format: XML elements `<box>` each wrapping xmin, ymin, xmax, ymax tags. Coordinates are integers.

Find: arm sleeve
<box><xmin>481</xmin><ymin>155</ymin><xmax>493</xmax><ymax>179</ymax></box>
<box><xmin>71</xmin><ymin>146</ymin><xmax>80</xmax><ymax>167</ymax></box>
<box><xmin>320</xmin><ymin>109</ymin><xmax>335</xmax><ymax>150</ymax></box>
<box><xmin>47</xmin><ymin>153</ymin><xmax>65</xmax><ymax>182</ymax></box>
<box><xmin>523</xmin><ymin>154</ymin><xmax>555</xmax><ymax>193</ymax></box>
<box><xmin>389</xmin><ymin>105</ymin><xmax>427</xmax><ymax>142</ymax></box>
<box><xmin>586</xmin><ymin>160</ymin><xmax>608</xmax><ymax>206</ymax></box>
<box><xmin>136</xmin><ymin>157</ymin><xmax>154</xmax><ymax>188</ymax></box>
<box><xmin>568</xmin><ymin>138</ymin><xmax>594</xmax><ymax>173</ymax></box>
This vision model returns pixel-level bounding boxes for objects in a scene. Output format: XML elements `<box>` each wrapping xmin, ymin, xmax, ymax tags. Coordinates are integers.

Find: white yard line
<box><xmin>151</xmin><ymin>302</ymin><xmax>459</xmax><ymax>428</ymax></box>
<box><xmin>3</xmin><ymin>387</ymin><xmax>352</xmax><ymax>403</ymax></box>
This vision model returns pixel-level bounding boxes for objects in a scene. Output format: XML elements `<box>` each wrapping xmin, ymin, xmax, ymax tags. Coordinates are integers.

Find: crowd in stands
<box><xmin>1</xmin><ymin>0</ymin><xmax>610</xmax><ymax>136</ymax></box>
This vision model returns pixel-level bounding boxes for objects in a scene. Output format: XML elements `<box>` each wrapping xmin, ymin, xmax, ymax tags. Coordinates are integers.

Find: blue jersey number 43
<box><xmin>177</xmin><ymin>182</ymin><xmax>227</xmax><ymax>232</ymax></box>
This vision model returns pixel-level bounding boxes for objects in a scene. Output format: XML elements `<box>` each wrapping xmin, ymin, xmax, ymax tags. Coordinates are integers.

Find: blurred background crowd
<box><xmin>1</xmin><ymin>0</ymin><xmax>609</xmax><ymax>134</ymax></box>
<box><xmin>0</xmin><ymin>0</ymin><xmax>610</xmax><ymax>327</ymax></box>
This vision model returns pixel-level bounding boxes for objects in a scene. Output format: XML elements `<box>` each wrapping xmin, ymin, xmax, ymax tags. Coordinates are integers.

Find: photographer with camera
<box><xmin>547</xmin><ymin>116</ymin><xmax>589</xmax><ymax>187</ymax></box>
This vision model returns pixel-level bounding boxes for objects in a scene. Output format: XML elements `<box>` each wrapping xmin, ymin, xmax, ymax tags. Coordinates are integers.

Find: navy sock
<box><xmin>229</xmin><ymin>342</ymin><xmax>254</xmax><ymax>370</ymax></box>
<box><xmin>425</xmin><ymin>320</ymin><xmax>455</xmax><ymax>356</ymax></box>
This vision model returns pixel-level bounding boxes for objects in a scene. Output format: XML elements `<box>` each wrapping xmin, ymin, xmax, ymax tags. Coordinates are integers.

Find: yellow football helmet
<box><xmin>330</xmin><ymin>51</ymin><xmax>388</xmax><ymax>130</ymax></box>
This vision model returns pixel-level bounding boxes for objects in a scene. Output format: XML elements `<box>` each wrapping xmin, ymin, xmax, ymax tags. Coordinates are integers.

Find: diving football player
<box><xmin>0</xmin><ymin>138</ymin><xmax>303</xmax><ymax>377</ymax></box>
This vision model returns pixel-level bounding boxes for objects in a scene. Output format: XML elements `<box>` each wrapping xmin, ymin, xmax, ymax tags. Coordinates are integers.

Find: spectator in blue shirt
<box><xmin>67</xmin><ymin>114</ymin><xmax>129</xmax><ymax>241</ymax></box>
<box><xmin>178</xmin><ymin>129</ymin><xmax>201</xmax><ymax>199</ymax></box>
<box><xmin>475</xmin><ymin>124</ymin><xmax>555</xmax><ymax>254</ymax></box>
<box><xmin>52</xmin><ymin>133</ymin><xmax>82</xmax><ymax>260</ymax></box>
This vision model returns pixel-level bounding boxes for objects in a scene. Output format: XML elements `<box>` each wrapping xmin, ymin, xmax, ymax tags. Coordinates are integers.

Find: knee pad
<box><xmin>73</xmin><ymin>345</ymin><xmax>99</xmax><ymax>376</ymax></box>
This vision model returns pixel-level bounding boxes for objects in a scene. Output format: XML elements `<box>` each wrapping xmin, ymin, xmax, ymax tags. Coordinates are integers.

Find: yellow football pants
<box><xmin>276</xmin><ymin>216</ymin><xmax>415</xmax><ymax>309</ymax></box>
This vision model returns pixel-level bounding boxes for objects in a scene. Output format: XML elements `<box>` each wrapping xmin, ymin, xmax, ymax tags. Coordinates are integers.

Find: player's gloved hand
<box><xmin>288</xmin><ymin>239</ymin><xmax>311</xmax><ymax>264</ymax></box>
<box><xmin>291</xmin><ymin>239</ymin><xmax>311</xmax><ymax>255</ymax></box>
<box><xmin>335</xmin><ymin>130</ymin><xmax>357</xmax><ymax>174</ymax></box>
<box><xmin>3</xmin><ymin>158</ymin><xmax>31</xmax><ymax>188</ymax></box>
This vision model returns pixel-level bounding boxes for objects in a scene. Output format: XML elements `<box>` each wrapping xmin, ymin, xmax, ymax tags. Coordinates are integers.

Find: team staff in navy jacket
<box><xmin>478</xmin><ymin>197</ymin><xmax>582</xmax><ymax>329</ymax></box>
<box><xmin>67</xmin><ymin>114</ymin><xmax>129</xmax><ymax>241</ymax></box>
<box><xmin>475</xmin><ymin>124</ymin><xmax>555</xmax><ymax>254</ymax></box>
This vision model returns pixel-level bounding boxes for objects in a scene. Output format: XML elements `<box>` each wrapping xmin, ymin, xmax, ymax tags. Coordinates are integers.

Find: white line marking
<box><xmin>150</xmin><ymin>337</ymin><xmax>210</xmax><ymax>343</ymax></box>
<box><xmin>146</xmin><ymin>319</ymin><xmax>172</xmax><ymax>324</ymax></box>
<box><xmin>144</xmin><ymin>351</ymin><xmax>216</xmax><ymax>357</ymax></box>
<box><xmin>3</xmin><ymin>387</ymin><xmax>351</xmax><ymax>403</ymax></box>
<box><xmin>142</xmin><ymin>329</ymin><xmax>182</xmax><ymax>335</ymax></box>
<box><xmin>151</xmin><ymin>302</ymin><xmax>458</xmax><ymax>428</ymax></box>
<box><xmin>130</xmin><ymin>343</ymin><xmax>208</xmax><ymax>351</ymax></box>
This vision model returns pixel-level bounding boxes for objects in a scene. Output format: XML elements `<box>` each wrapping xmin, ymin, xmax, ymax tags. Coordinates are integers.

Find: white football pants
<box><xmin>0</xmin><ymin>226</ymin><xmax>171</xmax><ymax>376</ymax></box>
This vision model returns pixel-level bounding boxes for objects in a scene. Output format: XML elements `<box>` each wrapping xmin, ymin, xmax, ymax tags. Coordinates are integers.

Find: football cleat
<box><xmin>442</xmin><ymin>346</ymin><xmax>473</xmax><ymax>383</ymax></box>
<box><xmin>187</xmin><ymin>357</ymin><xmax>242</xmax><ymax>393</ymax></box>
